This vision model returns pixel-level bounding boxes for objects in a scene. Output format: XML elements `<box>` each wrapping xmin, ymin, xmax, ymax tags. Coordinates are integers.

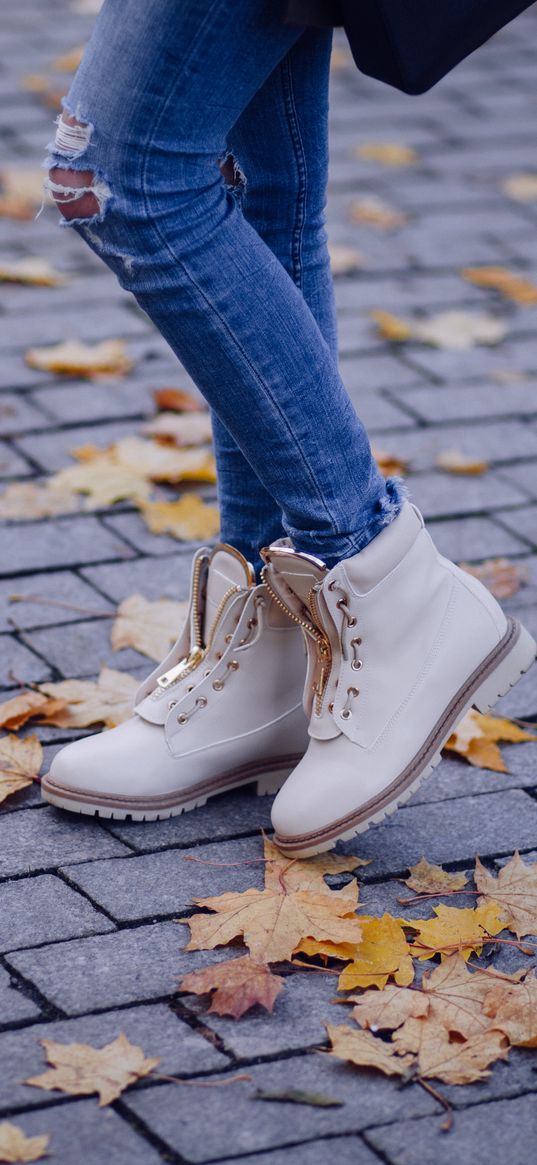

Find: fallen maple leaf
<box><xmin>183</xmin><ymin>836</ymin><xmax>363</xmax><ymax>964</ymax></box>
<box><xmin>0</xmin><ymin>482</ymin><xmax>80</xmax><ymax>521</ymax></box>
<box><xmin>152</xmin><ymin>388</ymin><xmax>206</xmax><ymax>413</ymax></box>
<box><xmin>407</xmin><ymin>901</ymin><xmax>505</xmax><ymax>961</ymax></box>
<box><xmin>435</xmin><ymin>448</ymin><xmax>489</xmax><ymax>475</ymax></box>
<box><xmin>458</xmin><ymin>558</ymin><xmax>529</xmax><ymax>601</ymax></box>
<box><xmin>370</xmin><ymin>310</ymin><xmax>412</xmax><ymax>342</ymax></box>
<box><xmin>392</xmin><ymin>1013</ymin><xmax>508</xmax><ymax>1084</ymax></box>
<box><xmin>90</xmin><ymin>436</ymin><xmax>216</xmax><ymax>484</ymax></box>
<box><xmin>0</xmin><ymin>691</ymin><xmax>66</xmax><ymax>732</ymax></box>
<box><xmin>327</xmin><ymin>1024</ymin><xmax>414</xmax><ymax>1076</ymax></box>
<box><xmin>372</xmin><ymin>308</ymin><xmax>506</xmax><ymax>349</ymax></box>
<box><xmin>483</xmin><ymin>968</ymin><xmax>537</xmax><ymax>1047</ymax></box>
<box><xmin>463</xmin><ymin>265</ymin><xmax>537</xmax><ymax>306</ymax></box>
<box><xmin>0</xmin><ymin>168</ymin><xmax>44</xmax><ymax>219</ymax></box>
<box><xmin>143</xmin><ymin>412</ymin><xmax>213</xmax><ymax>448</ymax></box>
<box><xmin>25</xmin><ymin>338</ymin><xmax>133</xmax><ymax>378</ymax></box>
<box><xmin>502</xmin><ymin>173</ymin><xmax>537</xmax><ymax>202</ymax></box>
<box><xmin>349</xmin><ymin>197</ymin><xmax>407</xmax><ymax>230</ymax></box>
<box><xmin>328</xmin><ymin>243</ymin><xmax>364</xmax><ymax>275</ymax></box>
<box><xmin>0</xmin><ymin>735</ymin><xmax>41</xmax><ymax>803</ymax></box>
<box><xmin>26</xmin><ymin>1033</ymin><xmax>159</xmax><ymax>1106</ymax></box>
<box><xmin>0</xmin><ymin>258</ymin><xmax>66</xmax><ymax>286</ymax></box>
<box><xmin>50</xmin><ymin>460</ymin><xmax>151</xmax><ymax>508</ymax></box>
<box><xmin>371</xmin><ymin>444</ymin><xmax>410</xmax><ymax>477</ymax></box>
<box><xmin>355</xmin><ymin>142</ymin><xmax>418</xmax><ymax>167</ymax></box>
<box><xmin>475</xmin><ymin>852</ymin><xmax>537</xmax><ymax>939</ymax></box>
<box><xmin>0</xmin><ymin>1121</ymin><xmax>49</xmax><ymax>1163</ymax></box>
<box><xmin>444</xmin><ymin>708</ymin><xmax>537</xmax><ymax>772</ymax></box>
<box><xmin>111</xmin><ymin>594</ymin><xmax>188</xmax><ymax>661</ymax></box>
<box><xmin>37</xmin><ymin>667</ymin><xmax>139</xmax><ymax>729</ymax></box>
<box><xmin>179</xmin><ymin>955</ymin><xmax>285</xmax><ymax>1019</ymax></box>
<box><xmin>337</xmin><ymin>914</ymin><xmax>415</xmax><ymax>990</ymax></box>
<box><xmin>140</xmin><ymin>494</ymin><xmax>220</xmax><ymax>541</ymax></box>
<box><xmin>403</xmin><ymin>858</ymin><xmax>468</xmax><ymax>897</ymax></box>
<box><xmin>349</xmin><ymin>984</ymin><xmax>428</xmax><ymax>1031</ymax></box>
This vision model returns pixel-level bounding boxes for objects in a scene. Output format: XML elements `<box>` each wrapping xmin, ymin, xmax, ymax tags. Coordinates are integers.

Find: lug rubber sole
<box><xmin>41</xmin><ymin>754</ymin><xmax>302</xmax><ymax>822</ymax></box>
<box><xmin>273</xmin><ymin>616</ymin><xmax>537</xmax><ymax>858</ymax></box>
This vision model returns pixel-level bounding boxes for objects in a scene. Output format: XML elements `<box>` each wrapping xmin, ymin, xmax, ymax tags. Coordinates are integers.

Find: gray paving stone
<box><xmin>399</xmin><ymin>341</ymin><xmax>537</xmax><ymax>385</ymax></box>
<box><xmin>0</xmin><ymin>805</ymin><xmax>129</xmax><ymax>877</ymax></box>
<box><xmin>25</xmin><ymin>618</ymin><xmax>148</xmax><ymax>678</ymax></box>
<box><xmin>407</xmin><ymin>747</ymin><xmax>537</xmax><ymax>806</ymax></box>
<box><xmin>495</xmin><ymin>504</ymin><xmax>537</xmax><ymax>550</ymax></box>
<box><xmin>219</xmin><ymin>1140</ymin><xmax>380</xmax><ymax>1165</ymax></box>
<box><xmin>32</xmin><ymin>376</ymin><xmax>156</xmax><ymax>425</ymax></box>
<box><xmin>6</xmin><ymin>921</ymin><xmax>221</xmax><ymax>1014</ymax></box>
<box><xmin>426</xmin><ymin>516</ymin><xmax>528</xmax><ymax>560</ymax></box>
<box><xmin>0</xmin><ymin>874</ymin><xmax>114</xmax><ymax>953</ymax></box>
<box><xmin>339</xmin><ymin>790</ymin><xmax>537</xmax><ymax>876</ymax></box>
<box><xmin>365</xmin><ymin>1094</ymin><xmax>537</xmax><ymax>1165</ymax></box>
<box><xmin>407</xmin><ymin>472</ymin><xmax>527</xmax><ymax>519</ymax></box>
<box><xmin>0</xmin><ymin>392</ymin><xmax>50</xmax><ymax>435</ymax></box>
<box><xmin>0</xmin><ymin>517</ymin><xmax>136</xmax><ymax>575</ymax></box>
<box><xmin>395</xmin><ymin>380</ymin><xmax>537</xmax><ymax>424</ymax></box>
<box><xmin>81</xmin><ymin>553</ymin><xmax>195</xmax><ymax>602</ymax></box>
<box><xmin>0</xmin><ymin>440</ymin><xmax>33</xmax><ymax>478</ymax></box>
<box><xmin>0</xmin><ymin>963</ymin><xmax>40</xmax><ymax>1024</ymax></box>
<box><xmin>1</xmin><ymin>1101</ymin><xmax>162</xmax><ymax>1164</ymax></box>
<box><xmin>498</xmin><ymin>459</ymin><xmax>537</xmax><ymax>502</ymax></box>
<box><xmin>340</xmin><ymin>353</ymin><xmax>426</xmax><ymax>393</ymax></box>
<box><xmin>0</xmin><ymin>1003</ymin><xmax>226</xmax><ymax>1113</ymax></box>
<box><xmin>350</xmin><ymin>392</ymin><xmax>417</xmax><ymax>432</ymax></box>
<box><xmin>104</xmin><ymin>785</ymin><xmax>273</xmax><ymax>852</ymax></box>
<box><xmin>100</xmin><ymin>510</ymin><xmax>206</xmax><ymax>558</ymax></box>
<box><xmin>379</xmin><ymin>421</ymin><xmax>537</xmax><ymax>472</ymax></box>
<box><xmin>0</xmin><ymin>570</ymin><xmax>114</xmax><ymax>632</ymax></box>
<box><xmin>124</xmin><ymin>1056</ymin><xmax>436</xmax><ymax>1162</ymax></box>
<box><xmin>14</xmin><ymin>421</ymin><xmax>140</xmax><ymax>474</ymax></box>
<box><xmin>62</xmin><ymin>836</ymin><xmax>265</xmax><ymax>921</ymax></box>
<box><xmin>1</xmin><ymin>304</ymin><xmax>149</xmax><ymax>352</ymax></box>
<box><xmin>0</xmin><ymin>633</ymin><xmax>52</xmax><ymax>685</ymax></box>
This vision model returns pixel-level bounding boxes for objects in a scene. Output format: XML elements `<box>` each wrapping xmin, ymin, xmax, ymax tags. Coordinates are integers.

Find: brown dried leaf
<box><xmin>25</xmin><ymin>338</ymin><xmax>133</xmax><ymax>378</ymax></box>
<box><xmin>349</xmin><ymin>984</ymin><xmax>428</xmax><ymax>1032</ymax></box>
<box><xmin>404</xmin><ymin>858</ymin><xmax>468</xmax><ymax>896</ymax></box>
<box><xmin>37</xmin><ymin>667</ymin><xmax>139</xmax><ymax>729</ymax></box>
<box><xmin>327</xmin><ymin>1024</ymin><xmax>414</xmax><ymax>1076</ymax></box>
<box><xmin>0</xmin><ymin>735</ymin><xmax>42</xmax><ymax>803</ymax></box>
<box><xmin>0</xmin><ymin>691</ymin><xmax>66</xmax><ymax>732</ymax></box>
<box><xmin>0</xmin><ymin>258</ymin><xmax>67</xmax><ymax>286</ymax></box>
<box><xmin>371</xmin><ymin>444</ymin><xmax>410</xmax><ymax>477</ymax></box>
<box><xmin>458</xmin><ymin>558</ymin><xmax>529</xmax><ymax>600</ymax></box>
<box><xmin>355</xmin><ymin>142</ymin><xmax>418</xmax><ymax>167</ymax></box>
<box><xmin>444</xmin><ymin>708</ymin><xmax>537</xmax><ymax>772</ymax></box>
<box><xmin>108</xmin><ymin>436</ymin><xmax>216</xmax><ymax>483</ymax></box>
<box><xmin>370</xmin><ymin>310</ymin><xmax>412</xmax><ymax>342</ymax></box>
<box><xmin>420</xmin><ymin>954</ymin><xmax>512</xmax><ymax>1037</ymax></box>
<box><xmin>328</xmin><ymin>243</ymin><xmax>364</xmax><ymax>276</ymax></box>
<box><xmin>475</xmin><ymin>852</ymin><xmax>537</xmax><ymax>939</ymax></box>
<box><xmin>349</xmin><ymin>198</ymin><xmax>407</xmax><ymax>230</ymax></box>
<box><xmin>263</xmin><ymin>836</ymin><xmax>366</xmax><ymax>895</ymax></box>
<box><xmin>140</xmin><ymin>494</ymin><xmax>220</xmax><ymax>541</ymax></box>
<box><xmin>179</xmin><ymin>955</ymin><xmax>285</xmax><ymax>1018</ymax></box>
<box><xmin>142</xmin><ymin>411</ymin><xmax>213</xmax><ymax>447</ymax></box>
<box><xmin>111</xmin><ymin>594</ymin><xmax>188</xmax><ymax>662</ymax></box>
<box><xmin>407</xmin><ymin>902</ymin><xmax>505</xmax><ymax>961</ymax></box>
<box><xmin>392</xmin><ymin>1014</ymin><xmax>508</xmax><ymax>1084</ymax></box>
<box><xmin>435</xmin><ymin>448</ymin><xmax>489</xmax><ymax>475</ymax></box>
<box><xmin>483</xmin><ymin>968</ymin><xmax>537</xmax><ymax>1046</ymax></box>
<box><xmin>0</xmin><ymin>481</ymin><xmax>80</xmax><ymax>521</ymax></box>
<box><xmin>152</xmin><ymin>388</ymin><xmax>206</xmax><ymax>413</ymax></box>
<box><xmin>463</xmin><ymin>265</ymin><xmax>537</xmax><ymax>306</ymax></box>
<box><xmin>25</xmin><ymin>1033</ymin><xmax>159</xmax><ymax>1106</ymax></box>
<box><xmin>0</xmin><ymin>1121</ymin><xmax>49</xmax><ymax>1163</ymax></box>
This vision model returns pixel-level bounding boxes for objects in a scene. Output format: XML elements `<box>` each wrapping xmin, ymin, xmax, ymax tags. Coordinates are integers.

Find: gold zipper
<box><xmin>261</xmin><ymin>567</ymin><xmax>331</xmax><ymax>715</ymax></box>
<box><xmin>206</xmin><ymin>585</ymin><xmax>242</xmax><ymax>649</ymax></box>
<box><xmin>156</xmin><ymin>553</ymin><xmax>206</xmax><ymax>691</ymax></box>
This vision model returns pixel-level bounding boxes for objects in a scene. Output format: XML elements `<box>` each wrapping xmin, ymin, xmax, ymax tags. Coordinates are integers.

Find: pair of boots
<box><xmin>43</xmin><ymin>502</ymin><xmax>536</xmax><ymax>857</ymax></box>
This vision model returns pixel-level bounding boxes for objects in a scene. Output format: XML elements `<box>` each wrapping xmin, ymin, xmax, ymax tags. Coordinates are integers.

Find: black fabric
<box><xmin>283</xmin><ymin>1</ymin><xmax>534</xmax><ymax>94</ymax></box>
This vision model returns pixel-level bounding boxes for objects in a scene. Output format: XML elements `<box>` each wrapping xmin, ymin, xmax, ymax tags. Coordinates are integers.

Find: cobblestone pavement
<box><xmin>2</xmin><ymin>2</ymin><xmax>537</xmax><ymax>1162</ymax></box>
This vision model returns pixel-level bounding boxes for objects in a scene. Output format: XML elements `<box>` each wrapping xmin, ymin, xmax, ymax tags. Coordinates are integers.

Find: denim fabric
<box><xmin>44</xmin><ymin>0</ymin><xmax>406</xmax><ymax>576</ymax></box>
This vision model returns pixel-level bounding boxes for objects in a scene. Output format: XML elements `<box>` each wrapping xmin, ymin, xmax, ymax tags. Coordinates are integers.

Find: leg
<box><xmin>45</xmin><ymin>0</ymin><xmax>403</xmax><ymax>569</ymax></box>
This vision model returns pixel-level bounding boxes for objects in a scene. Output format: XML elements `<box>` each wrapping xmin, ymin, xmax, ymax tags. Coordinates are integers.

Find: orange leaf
<box><xmin>179</xmin><ymin>955</ymin><xmax>285</xmax><ymax>1018</ymax></box>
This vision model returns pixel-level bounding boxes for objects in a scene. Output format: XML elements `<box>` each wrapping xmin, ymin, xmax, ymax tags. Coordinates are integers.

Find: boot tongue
<box><xmin>202</xmin><ymin>544</ymin><xmax>254</xmax><ymax>643</ymax></box>
<box><xmin>262</xmin><ymin>546</ymin><xmax>327</xmax><ymax>622</ymax></box>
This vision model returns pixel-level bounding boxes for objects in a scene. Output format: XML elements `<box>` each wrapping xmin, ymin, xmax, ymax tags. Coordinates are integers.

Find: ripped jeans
<box><xmin>43</xmin><ymin>0</ymin><xmax>405</xmax><ymax>575</ymax></box>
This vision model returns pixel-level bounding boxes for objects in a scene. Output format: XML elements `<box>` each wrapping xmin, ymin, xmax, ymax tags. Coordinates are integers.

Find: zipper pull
<box><xmin>156</xmin><ymin>646</ymin><xmax>205</xmax><ymax>692</ymax></box>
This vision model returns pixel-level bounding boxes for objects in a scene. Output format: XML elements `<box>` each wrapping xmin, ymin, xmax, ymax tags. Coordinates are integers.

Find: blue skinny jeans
<box><xmin>44</xmin><ymin>0</ymin><xmax>405</xmax><ymax>576</ymax></box>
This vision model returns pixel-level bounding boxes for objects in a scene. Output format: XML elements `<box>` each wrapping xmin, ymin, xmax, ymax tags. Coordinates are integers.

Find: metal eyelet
<box><xmin>168</xmin><ymin>699</ymin><xmax>177</xmax><ymax>709</ymax></box>
<box><xmin>225</xmin><ymin>633</ymin><xmax>233</xmax><ymax>643</ymax></box>
<box><xmin>348</xmin><ymin>616</ymin><xmax>357</xmax><ymax>626</ymax></box>
<box><xmin>186</xmin><ymin>684</ymin><xmax>195</xmax><ymax>693</ymax></box>
<box><xmin>328</xmin><ymin>580</ymin><xmax>337</xmax><ymax>591</ymax></box>
<box><xmin>328</xmin><ymin>701</ymin><xmax>334</xmax><ymax>713</ymax></box>
<box><xmin>177</xmin><ymin>712</ymin><xmax>188</xmax><ymax>724</ymax></box>
<box><xmin>228</xmin><ymin>659</ymin><xmax>239</xmax><ymax>671</ymax></box>
<box><xmin>352</xmin><ymin>637</ymin><xmax>362</xmax><ymax>646</ymax></box>
<box><xmin>351</xmin><ymin>659</ymin><xmax>363</xmax><ymax>671</ymax></box>
<box><xmin>196</xmin><ymin>696</ymin><xmax>208</xmax><ymax>708</ymax></box>
<box><xmin>212</xmin><ymin>678</ymin><xmax>224</xmax><ymax>691</ymax></box>
<box><xmin>341</xmin><ymin>708</ymin><xmax>352</xmax><ymax>720</ymax></box>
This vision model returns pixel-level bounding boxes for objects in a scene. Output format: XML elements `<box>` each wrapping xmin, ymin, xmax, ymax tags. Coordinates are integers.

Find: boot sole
<box><xmin>40</xmin><ymin>754</ymin><xmax>302</xmax><ymax>821</ymax></box>
<box><xmin>273</xmin><ymin>616</ymin><xmax>537</xmax><ymax>858</ymax></box>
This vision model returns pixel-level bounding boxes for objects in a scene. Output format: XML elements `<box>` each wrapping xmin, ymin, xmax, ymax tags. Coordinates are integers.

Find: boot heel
<box><xmin>472</xmin><ymin>621</ymin><xmax>537</xmax><ymax>713</ymax></box>
<box><xmin>256</xmin><ymin>768</ymin><xmax>291</xmax><ymax>796</ymax></box>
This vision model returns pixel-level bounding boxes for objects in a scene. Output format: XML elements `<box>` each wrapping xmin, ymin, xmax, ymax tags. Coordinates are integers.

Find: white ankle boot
<box><xmin>261</xmin><ymin>501</ymin><xmax>537</xmax><ymax>856</ymax></box>
<box><xmin>42</xmin><ymin>544</ymin><xmax>309</xmax><ymax>819</ymax></box>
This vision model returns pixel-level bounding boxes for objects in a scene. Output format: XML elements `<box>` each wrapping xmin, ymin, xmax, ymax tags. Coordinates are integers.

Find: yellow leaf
<box><xmin>37</xmin><ymin>667</ymin><xmax>139</xmax><ymax>729</ymax></box>
<box><xmin>407</xmin><ymin>901</ymin><xmax>505</xmax><ymax>961</ymax></box>
<box><xmin>502</xmin><ymin>173</ymin><xmax>537</xmax><ymax>202</ymax></box>
<box><xmin>337</xmin><ymin>915</ymin><xmax>415</xmax><ymax>990</ymax></box>
<box><xmin>0</xmin><ymin>482</ymin><xmax>80</xmax><ymax>521</ymax></box>
<box><xmin>0</xmin><ymin>691</ymin><xmax>66</xmax><ymax>732</ymax></box>
<box><xmin>435</xmin><ymin>448</ymin><xmax>489</xmax><ymax>475</ymax></box>
<box><xmin>444</xmin><ymin>708</ymin><xmax>537</xmax><ymax>772</ymax></box>
<box><xmin>111</xmin><ymin>594</ymin><xmax>188</xmax><ymax>662</ymax></box>
<box><xmin>25</xmin><ymin>1033</ymin><xmax>159</xmax><ymax>1106</ymax></box>
<box><xmin>142</xmin><ymin>412</ymin><xmax>213</xmax><ymax>447</ymax></box>
<box><xmin>328</xmin><ymin>243</ymin><xmax>364</xmax><ymax>276</ymax></box>
<box><xmin>25</xmin><ymin>338</ymin><xmax>133</xmax><ymax>378</ymax></box>
<box><xmin>326</xmin><ymin>1024</ymin><xmax>414</xmax><ymax>1076</ymax></box>
<box><xmin>0</xmin><ymin>735</ymin><xmax>42</xmax><ymax>803</ymax></box>
<box><xmin>152</xmin><ymin>387</ymin><xmax>206</xmax><ymax>413</ymax></box>
<box><xmin>140</xmin><ymin>494</ymin><xmax>220</xmax><ymax>541</ymax></box>
<box><xmin>52</xmin><ymin>45</ymin><xmax>85</xmax><ymax>71</ymax></box>
<box><xmin>475</xmin><ymin>852</ymin><xmax>537</xmax><ymax>939</ymax></box>
<box><xmin>179</xmin><ymin>955</ymin><xmax>285</xmax><ymax>1019</ymax></box>
<box><xmin>0</xmin><ymin>1121</ymin><xmax>49</xmax><ymax>1163</ymax></box>
<box><xmin>420</xmin><ymin>953</ymin><xmax>513</xmax><ymax>1037</ymax></box>
<box><xmin>463</xmin><ymin>265</ymin><xmax>537</xmax><ymax>306</ymax></box>
<box><xmin>392</xmin><ymin>1014</ymin><xmax>508</xmax><ymax>1084</ymax></box>
<box><xmin>349</xmin><ymin>198</ymin><xmax>407</xmax><ymax>230</ymax></box>
<box><xmin>370</xmin><ymin>310</ymin><xmax>412</xmax><ymax>342</ymax></box>
<box><xmin>263</xmin><ymin>835</ymin><xmax>366</xmax><ymax>895</ymax></box>
<box><xmin>371</xmin><ymin>444</ymin><xmax>410</xmax><ymax>478</ymax></box>
<box><xmin>0</xmin><ymin>168</ymin><xmax>45</xmax><ymax>219</ymax></box>
<box><xmin>349</xmin><ymin>984</ymin><xmax>429</xmax><ymax>1032</ymax></box>
<box><xmin>0</xmin><ymin>258</ymin><xmax>67</xmax><ymax>286</ymax></box>
<box><xmin>106</xmin><ymin>436</ymin><xmax>216</xmax><ymax>484</ymax></box>
<box><xmin>50</xmin><ymin>461</ymin><xmax>151</xmax><ymax>508</ymax></box>
<box><xmin>404</xmin><ymin>857</ymin><xmax>468</xmax><ymax>896</ymax></box>
<box><xmin>483</xmin><ymin>967</ymin><xmax>537</xmax><ymax>1047</ymax></box>
<box><xmin>459</xmin><ymin>558</ymin><xmax>529</xmax><ymax>601</ymax></box>
<box><xmin>355</xmin><ymin>142</ymin><xmax>418</xmax><ymax>167</ymax></box>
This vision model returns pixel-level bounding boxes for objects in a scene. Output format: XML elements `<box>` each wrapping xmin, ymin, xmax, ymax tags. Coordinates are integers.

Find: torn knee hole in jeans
<box><xmin>219</xmin><ymin>151</ymin><xmax>247</xmax><ymax>197</ymax></box>
<box><xmin>43</xmin><ymin>107</ymin><xmax>111</xmax><ymax>224</ymax></box>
